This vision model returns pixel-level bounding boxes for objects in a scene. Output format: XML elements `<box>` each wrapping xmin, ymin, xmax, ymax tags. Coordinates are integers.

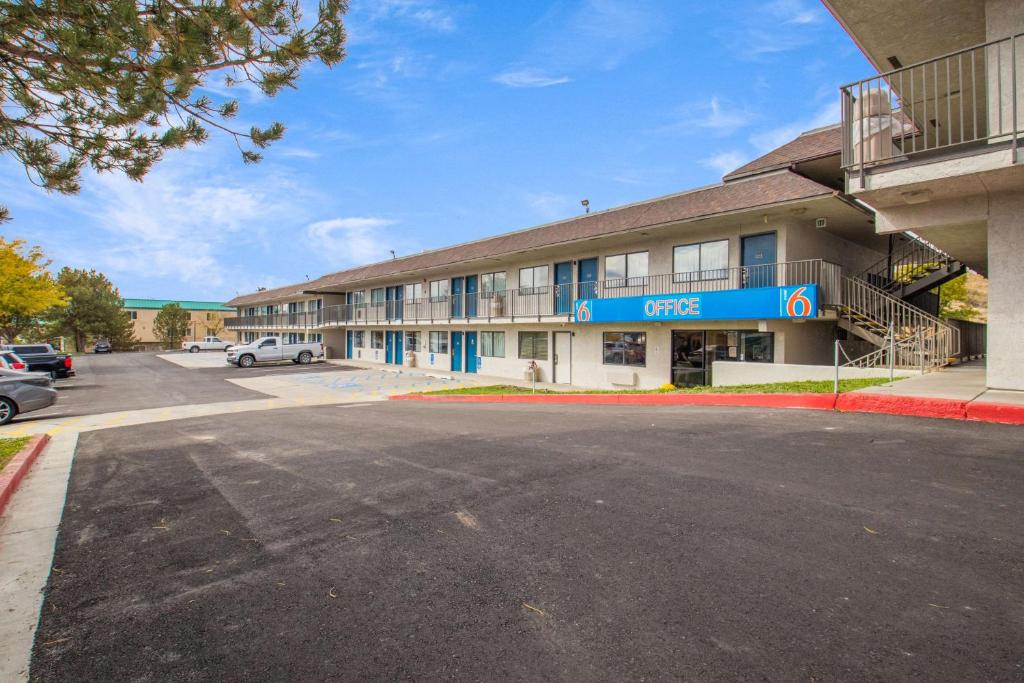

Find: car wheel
<box><xmin>238</xmin><ymin>354</ymin><xmax>255</xmax><ymax>368</ymax></box>
<box><xmin>189</xmin><ymin>346</ymin><xmax>200</xmax><ymax>353</ymax></box>
<box><xmin>298</xmin><ymin>351</ymin><xmax>312</xmax><ymax>365</ymax></box>
<box><xmin>0</xmin><ymin>397</ymin><xmax>16</xmax><ymax>426</ymax></box>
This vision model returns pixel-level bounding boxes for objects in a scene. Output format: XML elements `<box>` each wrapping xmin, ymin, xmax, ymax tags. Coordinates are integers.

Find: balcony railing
<box><xmin>841</xmin><ymin>32</ymin><xmax>1023</xmax><ymax>176</ymax></box>
<box><xmin>312</xmin><ymin>259</ymin><xmax>841</xmax><ymax>326</ymax></box>
<box><xmin>225</xmin><ymin>310</ymin><xmax>323</xmax><ymax>330</ymax></box>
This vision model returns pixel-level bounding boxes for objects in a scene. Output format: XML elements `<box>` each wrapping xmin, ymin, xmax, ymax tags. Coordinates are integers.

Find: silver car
<box><xmin>0</xmin><ymin>367</ymin><xmax>57</xmax><ymax>425</ymax></box>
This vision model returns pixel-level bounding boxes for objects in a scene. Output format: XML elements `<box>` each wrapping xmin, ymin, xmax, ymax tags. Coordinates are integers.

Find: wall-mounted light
<box><xmin>581</xmin><ymin>199</ymin><xmax>590</xmax><ymax>214</ymax></box>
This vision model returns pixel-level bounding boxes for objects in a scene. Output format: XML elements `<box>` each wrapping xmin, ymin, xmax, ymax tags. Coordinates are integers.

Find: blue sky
<box><xmin>0</xmin><ymin>0</ymin><xmax>872</xmax><ymax>302</ymax></box>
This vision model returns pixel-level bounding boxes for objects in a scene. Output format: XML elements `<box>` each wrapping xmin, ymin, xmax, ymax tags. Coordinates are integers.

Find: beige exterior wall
<box><xmin>127</xmin><ymin>308</ymin><xmax>237</xmax><ymax>348</ymax></box>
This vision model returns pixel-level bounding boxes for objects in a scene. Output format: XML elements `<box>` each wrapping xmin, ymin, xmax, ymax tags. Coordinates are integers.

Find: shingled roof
<box><xmin>226</xmin><ymin>170</ymin><xmax>835</xmax><ymax>306</ymax></box>
<box><xmin>723</xmin><ymin>124</ymin><xmax>842</xmax><ymax>182</ymax></box>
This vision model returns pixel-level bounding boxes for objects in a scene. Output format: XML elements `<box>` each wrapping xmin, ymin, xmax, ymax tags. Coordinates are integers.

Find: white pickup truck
<box><xmin>182</xmin><ymin>336</ymin><xmax>234</xmax><ymax>353</ymax></box>
<box><xmin>226</xmin><ymin>336</ymin><xmax>324</xmax><ymax>368</ymax></box>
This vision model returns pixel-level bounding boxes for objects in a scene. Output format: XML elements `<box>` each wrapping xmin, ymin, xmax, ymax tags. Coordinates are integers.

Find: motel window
<box><xmin>128</xmin><ymin>311</ymin><xmax>138</xmax><ymax>320</ymax></box>
<box><xmin>371</xmin><ymin>288</ymin><xmax>385</xmax><ymax>305</ymax></box>
<box><xmin>741</xmin><ymin>332</ymin><xmax>774</xmax><ymax>362</ymax></box>
<box><xmin>429</xmin><ymin>331</ymin><xmax>449</xmax><ymax>354</ymax></box>
<box><xmin>405</xmin><ymin>283</ymin><xmax>424</xmax><ymax>300</ymax></box>
<box><xmin>518</xmin><ymin>331</ymin><xmax>548</xmax><ymax>360</ymax></box>
<box><xmin>480</xmin><ymin>271</ymin><xmax>507</xmax><ymax>298</ymax></box>
<box><xmin>480</xmin><ymin>331</ymin><xmax>505</xmax><ymax>357</ymax></box>
<box><xmin>351</xmin><ymin>291</ymin><xmax>366</xmax><ymax>306</ymax></box>
<box><xmin>605</xmin><ymin>251</ymin><xmax>649</xmax><ymax>287</ymax></box>
<box><xmin>603</xmin><ymin>332</ymin><xmax>647</xmax><ymax>367</ymax></box>
<box><xmin>429</xmin><ymin>280</ymin><xmax>449</xmax><ymax>301</ymax></box>
<box><xmin>354</xmin><ymin>331</ymin><xmax>365</xmax><ymax>347</ymax></box>
<box><xmin>518</xmin><ymin>265</ymin><xmax>549</xmax><ymax>295</ymax></box>
<box><xmin>246</xmin><ymin>307</ymin><xmax>256</xmax><ymax>316</ymax></box>
<box><xmin>310</xmin><ymin>333</ymin><xmax>322</xmax><ymax>343</ymax></box>
<box><xmin>371</xmin><ymin>331</ymin><xmax>384</xmax><ymax>349</ymax></box>
<box><xmin>673</xmin><ymin>240</ymin><xmax>729</xmax><ymax>282</ymax></box>
<box><xmin>405</xmin><ymin>331</ymin><xmax>421</xmax><ymax>351</ymax></box>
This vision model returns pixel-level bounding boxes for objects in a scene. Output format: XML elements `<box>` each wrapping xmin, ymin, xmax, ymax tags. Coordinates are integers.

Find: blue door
<box><xmin>742</xmin><ymin>232</ymin><xmax>777</xmax><ymax>288</ymax></box>
<box><xmin>394</xmin><ymin>331</ymin><xmax>403</xmax><ymax>365</ymax></box>
<box><xmin>465</xmin><ymin>332</ymin><xmax>478</xmax><ymax>373</ymax></box>
<box><xmin>577</xmin><ymin>258</ymin><xmax>598</xmax><ymax>299</ymax></box>
<box><xmin>451</xmin><ymin>277</ymin><xmax>464</xmax><ymax>318</ymax></box>
<box><xmin>465</xmin><ymin>276</ymin><xmax>478</xmax><ymax>318</ymax></box>
<box><xmin>554</xmin><ymin>261</ymin><xmax>573</xmax><ymax>314</ymax></box>
<box><xmin>451</xmin><ymin>332</ymin><xmax>463</xmax><ymax>372</ymax></box>
<box><xmin>346</xmin><ymin>330</ymin><xmax>353</xmax><ymax>358</ymax></box>
<box><xmin>385</xmin><ymin>331</ymin><xmax>395</xmax><ymax>364</ymax></box>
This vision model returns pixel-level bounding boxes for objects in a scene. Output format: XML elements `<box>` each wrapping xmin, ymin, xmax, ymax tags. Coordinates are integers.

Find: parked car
<box><xmin>182</xmin><ymin>336</ymin><xmax>234</xmax><ymax>353</ymax></box>
<box><xmin>227</xmin><ymin>336</ymin><xmax>324</xmax><ymax>368</ymax></box>
<box><xmin>0</xmin><ymin>344</ymin><xmax>74</xmax><ymax>379</ymax></box>
<box><xmin>93</xmin><ymin>340</ymin><xmax>112</xmax><ymax>353</ymax></box>
<box><xmin>0</xmin><ymin>367</ymin><xmax>57</xmax><ymax>425</ymax></box>
<box><xmin>0</xmin><ymin>351</ymin><xmax>28</xmax><ymax>371</ymax></box>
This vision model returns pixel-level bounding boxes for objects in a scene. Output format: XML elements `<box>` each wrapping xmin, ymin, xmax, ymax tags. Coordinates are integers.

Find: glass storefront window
<box><xmin>603</xmin><ymin>332</ymin><xmax>646</xmax><ymax>367</ymax></box>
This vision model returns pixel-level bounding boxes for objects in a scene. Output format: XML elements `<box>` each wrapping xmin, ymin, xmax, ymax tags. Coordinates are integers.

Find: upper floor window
<box><xmin>405</xmin><ymin>283</ymin><xmax>424</xmax><ymax>301</ymax></box>
<box><xmin>673</xmin><ymin>240</ymin><xmax>729</xmax><ymax>282</ymax></box>
<box><xmin>128</xmin><ymin>311</ymin><xmax>138</xmax><ymax>320</ymax></box>
<box><xmin>371</xmin><ymin>288</ymin><xmax>385</xmax><ymax>305</ymax></box>
<box><xmin>518</xmin><ymin>265</ymin><xmax>548</xmax><ymax>295</ymax></box>
<box><xmin>429</xmin><ymin>280</ymin><xmax>449</xmax><ymax>301</ymax></box>
<box><xmin>606</xmin><ymin>251</ymin><xmax>648</xmax><ymax>288</ymax></box>
<box><xmin>480</xmin><ymin>271</ymin><xmax>507</xmax><ymax>298</ymax></box>
<box><xmin>351</xmin><ymin>291</ymin><xmax>365</xmax><ymax>306</ymax></box>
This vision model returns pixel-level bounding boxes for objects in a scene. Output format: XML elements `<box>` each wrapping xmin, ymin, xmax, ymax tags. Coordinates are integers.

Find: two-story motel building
<box><xmin>226</xmin><ymin>126</ymin><xmax>951</xmax><ymax>390</ymax></box>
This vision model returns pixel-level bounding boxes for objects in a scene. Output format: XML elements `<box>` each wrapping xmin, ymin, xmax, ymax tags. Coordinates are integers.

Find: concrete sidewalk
<box><xmin>856</xmin><ymin>361</ymin><xmax>1024</xmax><ymax>407</ymax></box>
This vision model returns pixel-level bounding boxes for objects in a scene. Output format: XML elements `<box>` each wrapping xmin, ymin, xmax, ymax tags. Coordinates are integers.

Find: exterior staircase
<box><xmin>834</xmin><ymin>236</ymin><xmax>962</xmax><ymax>371</ymax></box>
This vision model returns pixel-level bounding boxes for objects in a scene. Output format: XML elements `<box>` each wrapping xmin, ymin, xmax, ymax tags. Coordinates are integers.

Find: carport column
<box><xmin>986</xmin><ymin>191</ymin><xmax>1024</xmax><ymax>391</ymax></box>
<box><xmin>321</xmin><ymin>329</ymin><xmax>346</xmax><ymax>360</ymax></box>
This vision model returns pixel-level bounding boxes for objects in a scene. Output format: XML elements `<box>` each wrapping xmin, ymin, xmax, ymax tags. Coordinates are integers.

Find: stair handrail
<box><xmin>857</xmin><ymin>234</ymin><xmax>956</xmax><ymax>292</ymax></box>
<box><xmin>841</xmin><ymin>275</ymin><xmax>960</xmax><ymax>365</ymax></box>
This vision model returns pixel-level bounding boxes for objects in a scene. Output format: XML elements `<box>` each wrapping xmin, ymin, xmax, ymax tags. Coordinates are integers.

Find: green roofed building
<box><xmin>122</xmin><ymin>299</ymin><xmax>237</xmax><ymax>350</ymax></box>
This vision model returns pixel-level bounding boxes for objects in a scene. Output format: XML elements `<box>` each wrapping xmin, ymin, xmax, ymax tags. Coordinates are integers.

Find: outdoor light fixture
<box><xmin>581</xmin><ymin>199</ymin><xmax>590</xmax><ymax>213</ymax></box>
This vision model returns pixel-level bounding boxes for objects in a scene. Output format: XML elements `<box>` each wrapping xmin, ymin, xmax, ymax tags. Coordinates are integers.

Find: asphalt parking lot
<box><xmin>23</xmin><ymin>352</ymin><xmax>350</xmax><ymax>421</ymax></box>
<box><xmin>28</xmin><ymin>400</ymin><xmax>1024</xmax><ymax>681</ymax></box>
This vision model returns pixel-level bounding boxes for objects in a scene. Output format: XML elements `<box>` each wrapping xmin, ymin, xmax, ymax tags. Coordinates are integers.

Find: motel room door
<box><xmin>465</xmin><ymin>332</ymin><xmax>478</xmax><ymax>373</ymax></box>
<box><xmin>742</xmin><ymin>232</ymin><xmax>777</xmax><ymax>288</ymax></box>
<box><xmin>577</xmin><ymin>258</ymin><xmax>598</xmax><ymax>300</ymax></box>
<box><xmin>346</xmin><ymin>330</ymin><xmax>353</xmax><ymax>359</ymax></box>
<box><xmin>385</xmin><ymin>331</ymin><xmax>395</xmax><ymax>364</ymax></box>
<box><xmin>451</xmin><ymin>332</ymin><xmax>463</xmax><ymax>372</ymax></box>
<box><xmin>554</xmin><ymin>261</ymin><xmax>573</xmax><ymax>314</ymax></box>
<box><xmin>553</xmin><ymin>331</ymin><xmax>572</xmax><ymax>384</ymax></box>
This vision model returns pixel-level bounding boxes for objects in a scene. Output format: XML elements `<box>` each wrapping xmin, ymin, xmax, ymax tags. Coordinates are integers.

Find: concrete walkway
<box><xmin>856</xmin><ymin>361</ymin><xmax>1024</xmax><ymax>406</ymax></box>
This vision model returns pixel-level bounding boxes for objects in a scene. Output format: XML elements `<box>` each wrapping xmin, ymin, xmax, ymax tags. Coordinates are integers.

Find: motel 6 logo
<box><xmin>784</xmin><ymin>286</ymin><xmax>812</xmax><ymax>317</ymax></box>
<box><xmin>575</xmin><ymin>300</ymin><xmax>592</xmax><ymax>322</ymax></box>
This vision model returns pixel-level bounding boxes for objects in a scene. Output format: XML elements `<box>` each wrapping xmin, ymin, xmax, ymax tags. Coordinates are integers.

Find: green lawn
<box><xmin>416</xmin><ymin>377</ymin><xmax>900</xmax><ymax>396</ymax></box>
<box><xmin>0</xmin><ymin>436</ymin><xmax>30</xmax><ymax>473</ymax></box>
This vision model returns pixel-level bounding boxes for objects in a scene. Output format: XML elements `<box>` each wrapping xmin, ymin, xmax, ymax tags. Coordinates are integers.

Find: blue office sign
<box><xmin>574</xmin><ymin>284</ymin><xmax>818</xmax><ymax>323</ymax></box>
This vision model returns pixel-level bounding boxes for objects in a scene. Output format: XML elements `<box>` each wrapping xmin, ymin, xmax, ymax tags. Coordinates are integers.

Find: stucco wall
<box><xmin>987</xmin><ymin>191</ymin><xmax>1024</xmax><ymax>390</ymax></box>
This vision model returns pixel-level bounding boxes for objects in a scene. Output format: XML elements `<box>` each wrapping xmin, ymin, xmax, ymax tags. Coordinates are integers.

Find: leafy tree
<box><xmin>48</xmin><ymin>268</ymin><xmax>133</xmax><ymax>351</ymax></box>
<box><xmin>938</xmin><ymin>274</ymin><xmax>981</xmax><ymax>322</ymax></box>
<box><xmin>153</xmin><ymin>303</ymin><xmax>190</xmax><ymax>349</ymax></box>
<box><xmin>0</xmin><ymin>0</ymin><xmax>347</xmax><ymax>219</ymax></box>
<box><xmin>0</xmin><ymin>238</ymin><xmax>67</xmax><ymax>342</ymax></box>
<box><xmin>204</xmin><ymin>312</ymin><xmax>226</xmax><ymax>338</ymax></box>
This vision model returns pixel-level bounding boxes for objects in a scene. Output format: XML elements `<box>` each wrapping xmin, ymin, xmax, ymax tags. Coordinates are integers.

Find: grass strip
<box><xmin>0</xmin><ymin>436</ymin><xmax>31</xmax><ymax>473</ymax></box>
<box><xmin>416</xmin><ymin>377</ymin><xmax>901</xmax><ymax>396</ymax></box>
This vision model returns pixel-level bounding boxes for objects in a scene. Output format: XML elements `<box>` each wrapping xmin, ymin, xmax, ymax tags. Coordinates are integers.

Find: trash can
<box><xmin>404</xmin><ymin>350</ymin><xmax>417</xmax><ymax>368</ymax></box>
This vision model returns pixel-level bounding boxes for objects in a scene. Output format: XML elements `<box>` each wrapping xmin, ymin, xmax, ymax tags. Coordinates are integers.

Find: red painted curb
<box><xmin>965</xmin><ymin>402</ymin><xmax>1024</xmax><ymax>425</ymax></box>
<box><xmin>0</xmin><ymin>434</ymin><xmax>50</xmax><ymax>517</ymax></box>
<box><xmin>835</xmin><ymin>393</ymin><xmax>967</xmax><ymax>420</ymax></box>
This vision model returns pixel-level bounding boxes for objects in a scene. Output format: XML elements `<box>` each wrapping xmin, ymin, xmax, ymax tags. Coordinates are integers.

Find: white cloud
<box><xmin>748</xmin><ymin>101</ymin><xmax>839</xmax><ymax>153</ymax></box>
<box><xmin>701</xmin><ymin>150</ymin><xmax>750</xmax><ymax>176</ymax></box>
<box><xmin>728</xmin><ymin>0</ymin><xmax>826</xmax><ymax>60</ymax></box>
<box><xmin>768</xmin><ymin>0</ymin><xmax>824</xmax><ymax>25</ymax></box>
<box><xmin>305</xmin><ymin>217</ymin><xmax>399</xmax><ymax>264</ymax></box>
<box><xmin>365</xmin><ymin>0</ymin><xmax>456</xmax><ymax>32</ymax></box>
<box><xmin>493</xmin><ymin>70</ymin><xmax>571</xmax><ymax>89</ymax></box>
<box><xmin>278</xmin><ymin>148</ymin><xmax>321</xmax><ymax>159</ymax></box>
<box><xmin>522</xmin><ymin>192</ymin><xmax>577</xmax><ymax>222</ymax></box>
<box><xmin>658</xmin><ymin>97</ymin><xmax>754</xmax><ymax>136</ymax></box>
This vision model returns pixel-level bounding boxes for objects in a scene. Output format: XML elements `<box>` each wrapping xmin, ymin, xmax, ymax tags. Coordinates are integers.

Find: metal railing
<box><xmin>841</xmin><ymin>32</ymin><xmax>1022</xmax><ymax>176</ymax></box>
<box><xmin>857</xmin><ymin>234</ymin><xmax>957</xmax><ymax>294</ymax></box>
<box><xmin>312</xmin><ymin>259</ymin><xmax>841</xmax><ymax>326</ymax></box>
<box><xmin>840</xmin><ymin>276</ymin><xmax>959</xmax><ymax>369</ymax></box>
<box><xmin>225</xmin><ymin>309</ymin><xmax>324</xmax><ymax>330</ymax></box>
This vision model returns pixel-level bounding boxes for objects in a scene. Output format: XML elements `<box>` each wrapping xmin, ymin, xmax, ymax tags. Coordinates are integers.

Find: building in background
<box><xmin>122</xmin><ymin>299</ymin><xmax>237</xmax><ymax>351</ymax></box>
